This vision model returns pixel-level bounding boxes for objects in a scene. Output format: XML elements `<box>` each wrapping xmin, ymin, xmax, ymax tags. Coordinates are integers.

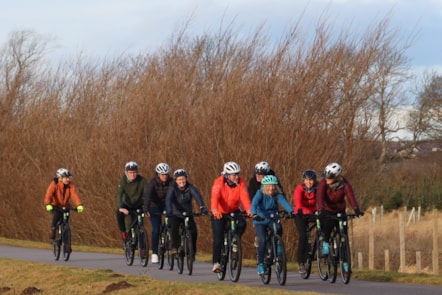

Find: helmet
<box><xmin>155</xmin><ymin>163</ymin><xmax>170</xmax><ymax>174</ymax></box>
<box><xmin>323</xmin><ymin>163</ymin><xmax>342</xmax><ymax>179</ymax></box>
<box><xmin>223</xmin><ymin>161</ymin><xmax>241</xmax><ymax>174</ymax></box>
<box><xmin>302</xmin><ymin>169</ymin><xmax>317</xmax><ymax>180</ymax></box>
<box><xmin>173</xmin><ymin>169</ymin><xmax>187</xmax><ymax>179</ymax></box>
<box><xmin>261</xmin><ymin>175</ymin><xmax>278</xmax><ymax>185</ymax></box>
<box><xmin>125</xmin><ymin>161</ymin><xmax>139</xmax><ymax>171</ymax></box>
<box><xmin>56</xmin><ymin>168</ymin><xmax>72</xmax><ymax>178</ymax></box>
<box><xmin>254</xmin><ymin>161</ymin><xmax>271</xmax><ymax>174</ymax></box>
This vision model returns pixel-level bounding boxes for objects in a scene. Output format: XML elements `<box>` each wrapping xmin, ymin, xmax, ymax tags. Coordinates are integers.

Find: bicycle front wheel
<box><xmin>327</xmin><ymin>238</ymin><xmax>338</xmax><ymax>283</ymax></box>
<box><xmin>301</xmin><ymin>237</ymin><xmax>314</xmax><ymax>279</ymax></box>
<box><xmin>229</xmin><ymin>233</ymin><xmax>242</xmax><ymax>282</ymax></box>
<box><xmin>62</xmin><ymin>224</ymin><xmax>71</xmax><ymax>261</ymax></box>
<box><xmin>260</xmin><ymin>240</ymin><xmax>271</xmax><ymax>285</ymax></box>
<box><xmin>316</xmin><ymin>236</ymin><xmax>328</xmax><ymax>281</ymax></box>
<box><xmin>274</xmin><ymin>235</ymin><xmax>287</xmax><ymax>285</ymax></box>
<box><xmin>185</xmin><ymin>230</ymin><xmax>194</xmax><ymax>275</ymax></box>
<box><xmin>124</xmin><ymin>234</ymin><xmax>135</xmax><ymax>266</ymax></box>
<box><xmin>217</xmin><ymin>243</ymin><xmax>227</xmax><ymax>281</ymax></box>
<box><xmin>158</xmin><ymin>226</ymin><xmax>166</xmax><ymax>269</ymax></box>
<box><xmin>52</xmin><ymin>226</ymin><xmax>61</xmax><ymax>261</ymax></box>
<box><xmin>138</xmin><ymin>226</ymin><xmax>149</xmax><ymax>267</ymax></box>
<box><xmin>339</xmin><ymin>234</ymin><xmax>352</xmax><ymax>284</ymax></box>
<box><xmin>166</xmin><ymin>230</ymin><xmax>174</xmax><ymax>270</ymax></box>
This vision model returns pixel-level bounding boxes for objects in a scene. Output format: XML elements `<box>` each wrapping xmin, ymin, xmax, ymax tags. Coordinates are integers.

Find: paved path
<box><xmin>1</xmin><ymin>245</ymin><xmax>440</xmax><ymax>294</ymax></box>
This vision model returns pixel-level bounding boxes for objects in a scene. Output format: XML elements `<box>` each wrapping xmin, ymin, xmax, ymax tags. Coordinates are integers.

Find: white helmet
<box><xmin>125</xmin><ymin>161</ymin><xmax>139</xmax><ymax>171</ymax></box>
<box><xmin>323</xmin><ymin>162</ymin><xmax>342</xmax><ymax>179</ymax></box>
<box><xmin>223</xmin><ymin>161</ymin><xmax>241</xmax><ymax>174</ymax></box>
<box><xmin>56</xmin><ymin>168</ymin><xmax>72</xmax><ymax>178</ymax></box>
<box><xmin>254</xmin><ymin>161</ymin><xmax>271</xmax><ymax>174</ymax></box>
<box><xmin>155</xmin><ymin>163</ymin><xmax>170</xmax><ymax>174</ymax></box>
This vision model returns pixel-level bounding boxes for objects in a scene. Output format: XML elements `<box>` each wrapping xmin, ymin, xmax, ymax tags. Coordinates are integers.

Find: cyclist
<box><xmin>144</xmin><ymin>162</ymin><xmax>173</xmax><ymax>264</ymax></box>
<box><xmin>211</xmin><ymin>161</ymin><xmax>253</xmax><ymax>273</ymax></box>
<box><xmin>115</xmin><ymin>161</ymin><xmax>148</xmax><ymax>241</ymax></box>
<box><xmin>165</xmin><ymin>169</ymin><xmax>209</xmax><ymax>259</ymax></box>
<box><xmin>251</xmin><ymin>175</ymin><xmax>293</xmax><ymax>275</ymax></box>
<box><xmin>316</xmin><ymin>162</ymin><xmax>363</xmax><ymax>256</ymax></box>
<box><xmin>44</xmin><ymin>168</ymin><xmax>84</xmax><ymax>250</ymax></box>
<box><xmin>293</xmin><ymin>169</ymin><xmax>318</xmax><ymax>274</ymax></box>
<box><xmin>248</xmin><ymin>161</ymin><xmax>284</xmax><ymax>200</ymax></box>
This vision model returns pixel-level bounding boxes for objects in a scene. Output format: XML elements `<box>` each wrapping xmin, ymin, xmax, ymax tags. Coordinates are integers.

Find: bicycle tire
<box><xmin>340</xmin><ymin>234</ymin><xmax>352</xmax><ymax>284</ymax></box>
<box><xmin>158</xmin><ymin>226</ymin><xmax>166</xmax><ymax>269</ymax></box>
<box><xmin>229</xmin><ymin>233</ymin><xmax>242</xmax><ymax>282</ymax></box>
<box><xmin>52</xmin><ymin>226</ymin><xmax>61</xmax><ymax>261</ymax></box>
<box><xmin>217</xmin><ymin>243</ymin><xmax>227</xmax><ymax>281</ymax></box>
<box><xmin>62</xmin><ymin>224</ymin><xmax>71</xmax><ymax>261</ymax></box>
<box><xmin>327</xmin><ymin>237</ymin><xmax>338</xmax><ymax>283</ymax></box>
<box><xmin>316</xmin><ymin>236</ymin><xmax>328</xmax><ymax>281</ymax></box>
<box><xmin>124</xmin><ymin>233</ymin><xmax>135</xmax><ymax>266</ymax></box>
<box><xmin>176</xmin><ymin>226</ymin><xmax>185</xmax><ymax>274</ymax></box>
<box><xmin>185</xmin><ymin>230</ymin><xmax>194</xmax><ymax>275</ymax></box>
<box><xmin>260</xmin><ymin>239</ymin><xmax>271</xmax><ymax>284</ymax></box>
<box><xmin>274</xmin><ymin>235</ymin><xmax>287</xmax><ymax>285</ymax></box>
<box><xmin>138</xmin><ymin>226</ymin><xmax>149</xmax><ymax>267</ymax></box>
<box><xmin>301</xmin><ymin>236</ymin><xmax>314</xmax><ymax>279</ymax></box>
<box><xmin>166</xmin><ymin>230</ymin><xmax>174</xmax><ymax>270</ymax></box>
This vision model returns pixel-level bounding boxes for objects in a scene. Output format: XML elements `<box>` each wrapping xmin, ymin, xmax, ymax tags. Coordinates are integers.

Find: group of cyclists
<box><xmin>43</xmin><ymin>160</ymin><xmax>363</xmax><ymax>277</ymax></box>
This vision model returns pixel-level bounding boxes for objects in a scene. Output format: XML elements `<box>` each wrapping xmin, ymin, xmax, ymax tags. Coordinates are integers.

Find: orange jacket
<box><xmin>44</xmin><ymin>179</ymin><xmax>83</xmax><ymax>209</ymax></box>
<box><xmin>210</xmin><ymin>175</ymin><xmax>251</xmax><ymax>214</ymax></box>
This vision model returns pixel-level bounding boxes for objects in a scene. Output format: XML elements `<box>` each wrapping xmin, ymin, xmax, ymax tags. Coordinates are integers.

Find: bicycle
<box><xmin>295</xmin><ymin>213</ymin><xmax>320</xmax><ymax>280</ymax></box>
<box><xmin>255</xmin><ymin>211</ymin><xmax>290</xmax><ymax>285</ymax></box>
<box><xmin>123</xmin><ymin>208</ymin><xmax>149</xmax><ymax>267</ymax></box>
<box><xmin>158</xmin><ymin>211</ymin><xmax>173</xmax><ymax>270</ymax></box>
<box><xmin>52</xmin><ymin>207</ymin><xmax>77</xmax><ymax>261</ymax></box>
<box><xmin>317</xmin><ymin>213</ymin><xmax>359</xmax><ymax>284</ymax></box>
<box><xmin>216</xmin><ymin>211</ymin><xmax>246</xmax><ymax>282</ymax></box>
<box><xmin>175</xmin><ymin>212</ymin><xmax>203</xmax><ymax>275</ymax></box>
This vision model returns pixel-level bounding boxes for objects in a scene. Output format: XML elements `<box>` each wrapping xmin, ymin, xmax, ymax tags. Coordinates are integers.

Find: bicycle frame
<box><xmin>52</xmin><ymin>207</ymin><xmax>76</xmax><ymax>262</ymax></box>
<box><xmin>123</xmin><ymin>209</ymin><xmax>149</xmax><ymax>267</ymax></box>
<box><xmin>176</xmin><ymin>212</ymin><xmax>202</xmax><ymax>276</ymax></box>
<box><xmin>298</xmin><ymin>214</ymin><xmax>318</xmax><ymax>280</ymax></box>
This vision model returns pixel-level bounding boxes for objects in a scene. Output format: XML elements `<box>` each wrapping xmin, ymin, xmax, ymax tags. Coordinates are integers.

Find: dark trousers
<box><xmin>169</xmin><ymin>215</ymin><xmax>198</xmax><ymax>254</ymax></box>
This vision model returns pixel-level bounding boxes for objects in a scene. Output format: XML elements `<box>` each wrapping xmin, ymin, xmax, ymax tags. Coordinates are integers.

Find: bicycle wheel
<box><xmin>217</xmin><ymin>245</ymin><xmax>227</xmax><ymax>281</ymax></box>
<box><xmin>260</xmin><ymin>240</ymin><xmax>271</xmax><ymax>285</ymax></box>
<box><xmin>316</xmin><ymin>236</ymin><xmax>328</xmax><ymax>281</ymax></box>
<box><xmin>52</xmin><ymin>226</ymin><xmax>61</xmax><ymax>261</ymax></box>
<box><xmin>339</xmin><ymin>234</ymin><xmax>352</xmax><ymax>284</ymax></box>
<box><xmin>166</xmin><ymin>230</ymin><xmax>174</xmax><ymax>270</ymax></box>
<box><xmin>158</xmin><ymin>226</ymin><xmax>166</xmax><ymax>269</ymax></box>
<box><xmin>274</xmin><ymin>235</ymin><xmax>287</xmax><ymax>285</ymax></box>
<box><xmin>62</xmin><ymin>224</ymin><xmax>71</xmax><ymax>261</ymax></box>
<box><xmin>327</xmin><ymin>238</ymin><xmax>338</xmax><ymax>283</ymax></box>
<box><xmin>176</xmin><ymin>230</ymin><xmax>185</xmax><ymax>274</ymax></box>
<box><xmin>301</xmin><ymin>237</ymin><xmax>314</xmax><ymax>279</ymax></box>
<box><xmin>124</xmin><ymin>232</ymin><xmax>135</xmax><ymax>266</ymax></box>
<box><xmin>184</xmin><ymin>230</ymin><xmax>194</xmax><ymax>275</ymax></box>
<box><xmin>138</xmin><ymin>226</ymin><xmax>149</xmax><ymax>267</ymax></box>
<box><xmin>229</xmin><ymin>233</ymin><xmax>242</xmax><ymax>282</ymax></box>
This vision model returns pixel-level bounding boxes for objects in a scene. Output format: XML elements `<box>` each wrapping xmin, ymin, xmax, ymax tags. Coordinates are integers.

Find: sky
<box><xmin>1</xmin><ymin>0</ymin><xmax>442</xmax><ymax>76</ymax></box>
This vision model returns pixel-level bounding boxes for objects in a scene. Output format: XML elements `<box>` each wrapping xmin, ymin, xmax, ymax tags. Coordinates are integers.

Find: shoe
<box><xmin>276</xmin><ymin>242</ymin><xmax>283</xmax><ymax>255</ymax></box>
<box><xmin>257</xmin><ymin>263</ymin><xmax>265</xmax><ymax>275</ymax></box>
<box><xmin>298</xmin><ymin>263</ymin><xmax>306</xmax><ymax>274</ymax></box>
<box><xmin>212</xmin><ymin>262</ymin><xmax>221</xmax><ymax>273</ymax></box>
<box><xmin>151</xmin><ymin>254</ymin><xmax>159</xmax><ymax>264</ymax></box>
<box><xmin>322</xmin><ymin>242</ymin><xmax>329</xmax><ymax>256</ymax></box>
<box><xmin>65</xmin><ymin>245</ymin><xmax>72</xmax><ymax>253</ymax></box>
<box><xmin>343</xmin><ymin>262</ymin><xmax>349</xmax><ymax>272</ymax></box>
<box><xmin>121</xmin><ymin>231</ymin><xmax>127</xmax><ymax>240</ymax></box>
<box><xmin>254</xmin><ymin>236</ymin><xmax>259</xmax><ymax>248</ymax></box>
<box><xmin>49</xmin><ymin>228</ymin><xmax>55</xmax><ymax>240</ymax></box>
<box><xmin>232</xmin><ymin>240</ymin><xmax>238</xmax><ymax>253</ymax></box>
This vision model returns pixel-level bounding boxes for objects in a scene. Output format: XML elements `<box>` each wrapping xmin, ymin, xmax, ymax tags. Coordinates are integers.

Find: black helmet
<box><xmin>302</xmin><ymin>169</ymin><xmax>317</xmax><ymax>180</ymax></box>
<box><xmin>125</xmin><ymin>161</ymin><xmax>139</xmax><ymax>171</ymax></box>
<box><xmin>254</xmin><ymin>161</ymin><xmax>271</xmax><ymax>174</ymax></box>
<box><xmin>173</xmin><ymin>169</ymin><xmax>188</xmax><ymax>179</ymax></box>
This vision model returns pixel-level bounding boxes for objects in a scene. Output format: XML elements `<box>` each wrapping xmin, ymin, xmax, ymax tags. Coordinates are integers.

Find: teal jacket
<box><xmin>251</xmin><ymin>189</ymin><xmax>293</xmax><ymax>225</ymax></box>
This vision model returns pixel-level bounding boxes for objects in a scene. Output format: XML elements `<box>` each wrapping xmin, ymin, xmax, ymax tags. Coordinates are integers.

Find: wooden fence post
<box><xmin>358</xmin><ymin>252</ymin><xmax>363</xmax><ymax>269</ymax></box>
<box><xmin>416</xmin><ymin>251</ymin><xmax>421</xmax><ymax>273</ymax></box>
<box><xmin>399</xmin><ymin>213</ymin><xmax>405</xmax><ymax>272</ymax></box>
<box><xmin>369</xmin><ymin>214</ymin><xmax>374</xmax><ymax>270</ymax></box>
<box><xmin>385</xmin><ymin>249</ymin><xmax>390</xmax><ymax>271</ymax></box>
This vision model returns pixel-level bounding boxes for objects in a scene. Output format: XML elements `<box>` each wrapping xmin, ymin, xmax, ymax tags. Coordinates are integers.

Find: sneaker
<box><xmin>276</xmin><ymin>243</ymin><xmax>283</xmax><ymax>255</ymax></box>
<box><xmin>65</xmin><ymin>245</ymin><xmax>72</xmax><ymax>253</ymax></box>
<box><xmin>49</xmin><ymin>228</ymin><xmax>55</xmax><ymax>240</ymax></box>
<box><xmin>121</xmin><ymin>231</ymin><xmax>127</xmax><ymax>240</ymax></box>
<box><xmin>298</xmin><ymin>263</ymin><xmax>306</xmax><ymax>274</ymax></box>
<box><xmin>322</xmin><ymin>242</ymin><xmax>329</xmax><ymax>256</ymax></box>
<box><xmin>342</xmin><ymin>262</ymin><xmax>349</xmax><ymax>272</ymax></box>
<box><xmin>257</xmin><ymin>263</ymin><xmax>265</xmax><ymax>275</ymax></box>
<box><xmin>212</xmin><ymin>262</ymin><xmax>221</xmax><ymax>273</ymax></box>
<box><xmin>254</xmin><ymin>236</ymin><xmax>259</xmax><ymax>248</ymax></box>
<box><xmin>151</xmin><ymin>254</ymin><xmax>159</xmax><ymax>264</ymax></box>
<box><xmin>232</xmin><ymin>240</ymin><xmax>238</xmax><ymax>253</ymax></box>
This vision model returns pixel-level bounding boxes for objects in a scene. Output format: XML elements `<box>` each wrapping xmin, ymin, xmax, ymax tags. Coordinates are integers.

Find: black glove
<box><xmin>354</xmin><ymin>207</ymin><xmax>364</xmax><ymax>217</ymax></box>
<box><xmin>200</xmin><ymin>207</ymin><xmax>209</xmax><ymax>216</ymax></box>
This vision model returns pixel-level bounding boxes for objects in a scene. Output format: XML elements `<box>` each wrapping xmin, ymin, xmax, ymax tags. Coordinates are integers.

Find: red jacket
<box><xmin>316</xmin><ymin>177</ymin><xmax>358</xmax><ymax>214</ymax></box>
<box><xmin>293</xmin><ymin>183</ymin><xmax>317</xmax><ymax>215</ymax></box>
<box><xmin>44</xmin><ymin>179</ymin><xmax>83</xmax><ymax>209</ymax></box>
<box><xmin>211</xmin><ymin>175</ymin><xmax>251</xmax><ymax>214</ymax></box>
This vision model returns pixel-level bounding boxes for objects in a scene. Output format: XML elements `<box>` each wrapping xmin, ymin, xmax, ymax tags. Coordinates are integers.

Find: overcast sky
<box><xmin>1</xmin><ymin>0</ymin><xmax>441</xmax><ymax>76</ymax></box>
